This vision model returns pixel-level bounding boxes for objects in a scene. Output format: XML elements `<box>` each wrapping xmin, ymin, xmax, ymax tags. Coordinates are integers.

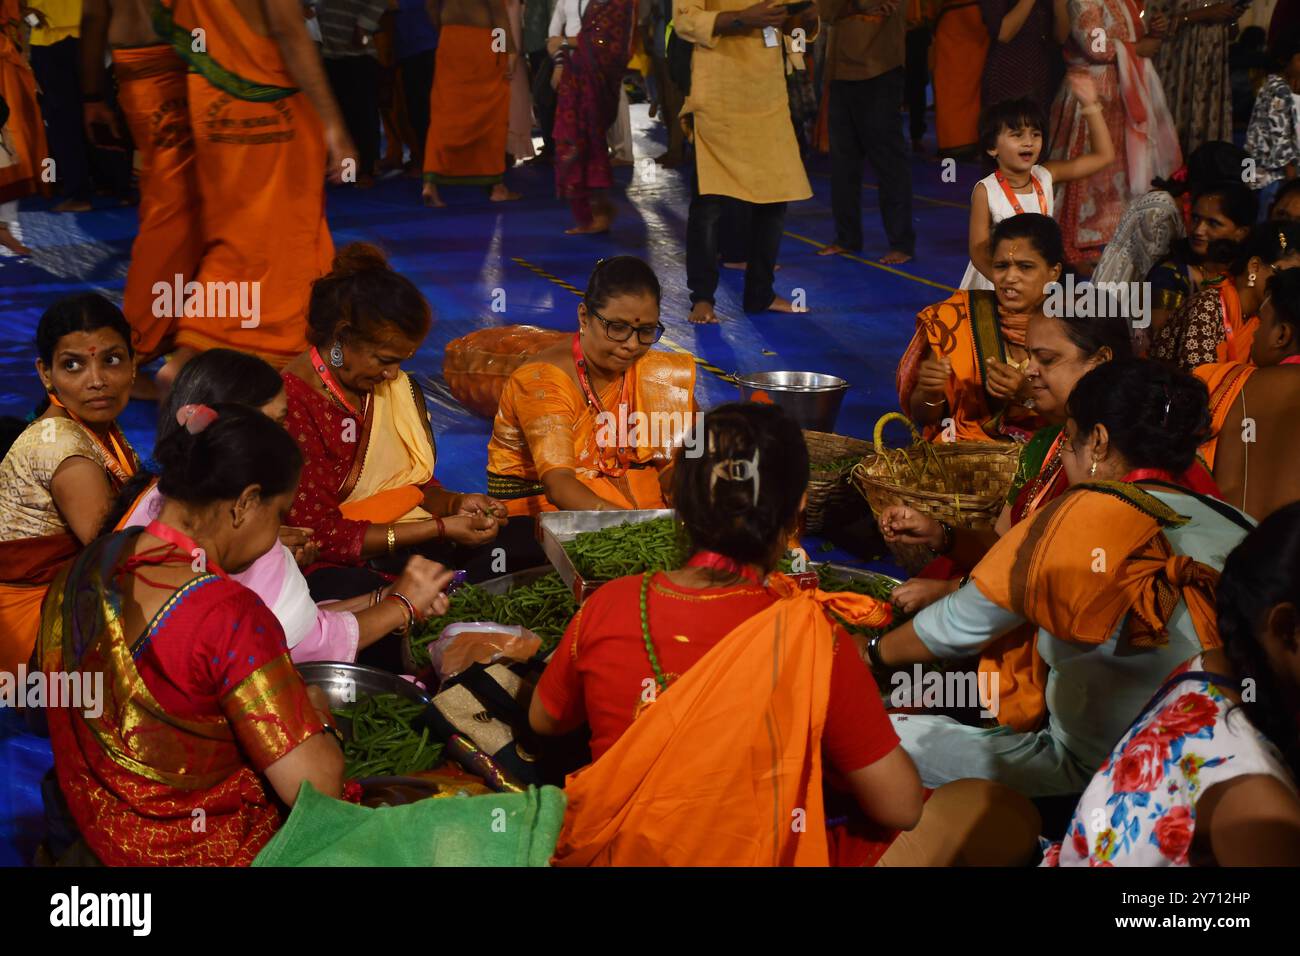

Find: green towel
<box><xmin>252</xmin><ymin>783</ymin><xmax>567</xmax><ymax>867</ymax></box>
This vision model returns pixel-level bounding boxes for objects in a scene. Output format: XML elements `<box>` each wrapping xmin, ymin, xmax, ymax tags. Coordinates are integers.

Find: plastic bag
<box><xmin>429</xmin><ymin>622</ymin><xmax>544</xmax><ymax>683</ymax></box>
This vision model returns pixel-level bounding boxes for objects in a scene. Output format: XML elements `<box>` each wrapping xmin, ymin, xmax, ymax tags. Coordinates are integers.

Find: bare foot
<box><xmin>767</xmin><ymin>296</ymin><xmax>804</xmax><ymax>314</ymax></box>
<box><xmin>655</xmin><ymin>152</ymin><xmax>684</xmax><ymax>168</ymax></box>
<box><xmin>688</xmin><ymin>301</ymin><xmax>719</xmax><ymax>325</ymax></box>
<box><xmin>880</xmin><ymin>250</ymin><xmax>913</xmax><ymax>265</ymax></box>
<box><xmin>817</xmin><ymin>243</ymin><xmax>853</xmax><ymax>257</ymax></box>
<box><xmin>0</xmin><ymin>224</ymin><xmax>31</xmax><ymax>256</ymax></box>
<box><xmin>53</xmin><ymin>198</ymin><xmax>93</xmax><ymax>213</ymax></box>
<box><xmin>564</xmin><ymin>216</ymin><xmax>611</xmax><ymax>235</ymax></box>
<box><xmin>489</xmin><ymin>184</ymin><xmax>522</xmax><ymax>202</ymax></box>
<box><xmin>422</xmin><ymin>184</ymin><xmax>446</xmax><ymax>208</ymax></box>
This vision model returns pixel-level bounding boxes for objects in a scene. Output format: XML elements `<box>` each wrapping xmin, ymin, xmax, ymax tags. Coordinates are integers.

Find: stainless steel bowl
<box><xmin>734</xmin><ymin>371</ymin><xmax>850</xmax><ymax>432</ymax></box>
<box><xmin>297</xmin><ymin>661</ymin><xmax>433</xmax><ymax>715</ymax></box>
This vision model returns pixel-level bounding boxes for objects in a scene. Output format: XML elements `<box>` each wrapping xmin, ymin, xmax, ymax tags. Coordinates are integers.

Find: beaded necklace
<box><xmin>639</xmin><ymin>552</ymin><xmax>765</xmax><ymax>693</ymax></box>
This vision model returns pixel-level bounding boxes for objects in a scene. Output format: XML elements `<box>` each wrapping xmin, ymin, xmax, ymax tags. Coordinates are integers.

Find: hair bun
<box><xmin>331</xmin><ymin>242</ymin><xmax>390</xmax><ymax>278</ymax></box>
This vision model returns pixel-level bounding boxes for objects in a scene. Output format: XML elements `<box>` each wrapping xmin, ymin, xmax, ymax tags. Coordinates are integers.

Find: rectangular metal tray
<box><xmin>537</xmin><ymin>509</ymin><xmax>675</xmax><ymax>603</ymax></box>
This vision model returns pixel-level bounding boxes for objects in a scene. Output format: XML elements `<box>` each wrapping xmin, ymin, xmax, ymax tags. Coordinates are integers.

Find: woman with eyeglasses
<box><xmin>487</xmin><ymin>256</ymin><xmax>698</xmax><ymax>515</ymax></box>
<box><xmin>1150</xmin><ymin>222</ymin><xmax>1300</xmax><ymax>371</ymax></box>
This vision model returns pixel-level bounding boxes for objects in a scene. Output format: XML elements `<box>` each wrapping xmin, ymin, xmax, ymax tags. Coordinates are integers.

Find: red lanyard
<box><xmin>993</xmin><ymin>169</ymin><xmax>1047</xmax><ymax>216</ymax></box>
<box><xmin>310</xmin><ymin>345</ymin><xmax>368</xmax><ymax>418</ymax></box>
<box><xmin>572</xmin><ymin>332</ymin><xmax>633</xmax><ymax>476</ymax></box>
<box><xmin>47</xmin><ymin>394</ymin><xmax>135</xmax><ymax>486</ymax></box>
<box><xmin>685</xmin><ymin>551</ymin><xmax>765</xmax><ymax>586</ymax></box>
<box><xmin>1280</xmin><ymin>356</ymin><xmax>1300</xmax><ymax>366</ymax></box>
<box><xmin>143</xmin><ymin>520</ymin><xmax>227</xmax><ymax>578</ymax></box>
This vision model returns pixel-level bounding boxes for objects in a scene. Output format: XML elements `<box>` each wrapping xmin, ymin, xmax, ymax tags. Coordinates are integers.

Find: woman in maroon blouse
<box><xmin>281</xmin><ymin>243</ymin><xmax>541</xmax><ymax>603</ymax></box>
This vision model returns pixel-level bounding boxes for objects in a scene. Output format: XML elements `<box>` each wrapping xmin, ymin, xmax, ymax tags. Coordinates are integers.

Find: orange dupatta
<box><xmin>971</xmin><ymin>482</ymin><xmax>1222</xmax><ymax>654</ymax></box>
<box><xmin>551</xmin><ymin>576</ymin><xmax>893</xmax><ymax>867</ymax></box>
<box><xmin>1216</xmin><ymin>282</ymin><xmax>1257</xmax><ymax>364</ymax></box>
<box><xmin>1193</xmin><ymin>361</ymin><xmax>1257</xmax><ymax>469</ymax></box>
<box><xmin>895</xmin><ymin>291</ymin><xmax>1036</xmax><ymax>442</ymax></box>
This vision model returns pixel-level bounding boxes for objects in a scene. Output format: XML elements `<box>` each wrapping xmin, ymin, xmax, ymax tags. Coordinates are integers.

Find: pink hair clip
<box><xmin>176</xmin><ymin>403</ymin><xmax>218</xmax><ymax>435</ymax></box>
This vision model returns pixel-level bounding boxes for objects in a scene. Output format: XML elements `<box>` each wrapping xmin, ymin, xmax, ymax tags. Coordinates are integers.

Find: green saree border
<box><xmin>152</xmin><ymin>1</ymin><xmax>297</xmax><ymax>103</ymax></box>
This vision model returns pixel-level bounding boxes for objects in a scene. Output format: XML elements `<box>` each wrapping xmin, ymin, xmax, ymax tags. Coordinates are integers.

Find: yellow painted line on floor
<box><xmin>782</xmin><ymin>231</ymin><xmax>958</xmax><ymax>294</ymax></box>
<box><xmin>510</xmin><ymin>256</ymin><xmax>738</xmax><ymax>384</ymax></box>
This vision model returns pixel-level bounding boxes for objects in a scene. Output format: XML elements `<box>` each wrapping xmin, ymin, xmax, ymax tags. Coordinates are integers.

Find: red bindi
<box><xmin>88</xmin><ymin>347</ymin><xmax>97</xmax><ymax>356</ymax></box>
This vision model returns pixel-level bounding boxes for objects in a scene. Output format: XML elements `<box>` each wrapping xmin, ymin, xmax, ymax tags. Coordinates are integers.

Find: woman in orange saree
<box><xmin>883</xmin><ymin>303</ymin><xmax>1134</xmax><ymax>733</ymax></box>
<box><xmin>488</xmin><ymin>256</ymin><xmax>698</xmax><ymax>516</ymax></box>
<box><xmin>896</xmin><ymin>213</ymin><xmax>1058</xmax><ymax>442</ymax></box>
<box><xmin>0</xmin><ymin>295</ymin><xmax>139</xmax><ymax>679</ymax></box>
<box><xmin>531</xmin><ymin>403</ymin><xmax>1041</xmax><ymax>866</ymax></box>
<box><xmin>876</xmin><ymin>359</ymin><xmax>1247</xmax><ymax>796</ymax></box>
<box><xmin>39</xmin><ymin>404</ymin><xmax>348</xmax><ymax>866</ymax></box>
<box><xmin>1151</xmin><ymin>222</ymin><xmax>1300</xmax><ymax>371</ymax></box>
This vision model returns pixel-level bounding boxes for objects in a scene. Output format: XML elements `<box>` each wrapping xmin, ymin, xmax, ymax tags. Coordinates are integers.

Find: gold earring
<box><xmin>1248</xmin><ymin>273</ymin><xmax>1256</xmax><ymax>288</ymax></box>
<box><xmin>1089</xmin><ymin>459</ymin><xmax>1098</xmax><ymax>477</ymax></box>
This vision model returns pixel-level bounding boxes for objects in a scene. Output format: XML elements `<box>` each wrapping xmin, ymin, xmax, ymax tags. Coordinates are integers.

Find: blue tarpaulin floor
<box><xmin>0</xmin><ymin>105</ymin><xmax>977</xmax><ymax>865</ymax></box>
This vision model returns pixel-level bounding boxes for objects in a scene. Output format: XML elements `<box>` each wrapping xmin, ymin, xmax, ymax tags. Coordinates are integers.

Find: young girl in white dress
<box><xmin>962</xmin><ymin>75</ymin><xmax>1115</xmax><ymax>290</ymax></box>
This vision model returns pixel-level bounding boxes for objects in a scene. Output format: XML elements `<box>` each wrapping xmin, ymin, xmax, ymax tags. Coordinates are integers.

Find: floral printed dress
<box><xmin>1042</xmin><ymin>655</ymin><xmax>1295</xmax><ymax>867</ymax></box>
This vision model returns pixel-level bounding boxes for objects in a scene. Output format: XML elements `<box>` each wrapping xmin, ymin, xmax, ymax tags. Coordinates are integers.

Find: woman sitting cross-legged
<box><xmin>881</xmin><ymin>306</ymin><xmax>1137</xmax><ymax>733</ymax></box>
<box><xmin>0</xmin><ymin>294</ymin><xmax>141</xmax><ymax>679</ymax></box>
<box><xmin>530</xmin><ymin>403</ymin><xmax>1041</xmax><ymax>866</ymax></box>
<box><xmin>279</xmin><ymin>243</ymin><xmax>539</xmax><ymax>592</ymax></box>
<box><xmin>1045</xmin><ymin>502</ymin><xmax>1300</xmax><ymax>866</ymax></box>
<box><xmin>39</xmin><ymin>405</ymin><xmax>442</xmax><ymax>865</ymax></box>
<box><xmin>897</xmin><ymin>213</ymin><xmax>1060</xmax><ymax>443</ymax></box>
<box><xmin>487</xmin><ymin>255</ymin><xmax>698</xmax><ymax>514</ymax></box>
<box><xmin>110</xmin><ymin>348</ymin><xmax>454</xmax><ymax>663</ymax></box>
<box><xmin>874</xmin><ymin>359</ymin><xmax>1254</xmax><ymax>798</ymax></box>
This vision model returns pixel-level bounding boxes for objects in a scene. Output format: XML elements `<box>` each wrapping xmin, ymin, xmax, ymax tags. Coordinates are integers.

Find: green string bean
<box><xmin>332</xmin><ymin>693</ymin><xmax>443</xmax><ymax>779</ymax></box>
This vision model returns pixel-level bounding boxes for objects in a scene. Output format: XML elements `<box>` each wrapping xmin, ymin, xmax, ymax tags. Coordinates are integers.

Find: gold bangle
<box><xmin>386</xmin><ymin>525</ymin><xmax>396</xmax><ymax>555</ymax></box>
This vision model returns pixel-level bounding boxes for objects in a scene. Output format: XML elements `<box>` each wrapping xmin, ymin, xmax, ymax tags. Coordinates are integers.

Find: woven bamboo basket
<box><xmin>803</xmin><ymin>429</ymin><xmax>872</xmax><ymax>533</ymax></box>
<box><xmin>850</xmin><ymin>413</ymin><xmax>1022</xmax><ymax>573</ymax></box>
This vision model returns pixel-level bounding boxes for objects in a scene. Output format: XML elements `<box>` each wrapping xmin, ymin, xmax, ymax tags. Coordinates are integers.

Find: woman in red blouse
<box><xmin>530</xmin><ymin>403</ymin><xmax>1041</xmax><ymax>866</ymax></box>
<box><xmin>281</xmin><ymin>243</ymin><xmax>543</xmax><ymax>596</ymax></box>
<box><xmin>39</xmin><ymin>404</ymin><xmax>355</xmax><ymax>865</ymax></box>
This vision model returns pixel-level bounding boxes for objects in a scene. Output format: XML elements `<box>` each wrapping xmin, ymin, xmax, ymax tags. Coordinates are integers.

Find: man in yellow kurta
<box><xmin>674</xmin><ymin>0</ymin><xmax>816</xmax><ymax>324</ymax></box>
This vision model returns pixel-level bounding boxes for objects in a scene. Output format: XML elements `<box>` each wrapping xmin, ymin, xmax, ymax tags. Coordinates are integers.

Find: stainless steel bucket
<box><xmin>734</xmin><ymin>371</ymin><xmax>850</xmax><ymax>432</ymax></box>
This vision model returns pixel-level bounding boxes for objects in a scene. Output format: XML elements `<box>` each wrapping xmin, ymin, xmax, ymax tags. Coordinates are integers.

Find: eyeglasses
<box><xmin>588</xmin><ymin>306</ymin><xmax>665</xmax><ymax>345</ymax></box>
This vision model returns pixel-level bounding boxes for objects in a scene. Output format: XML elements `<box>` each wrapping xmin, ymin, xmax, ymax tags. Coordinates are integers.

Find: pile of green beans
<box><xmin>333</xmin><ymin>693</ymin><xmax>442</xmax><ymax>779</ymax></box>
<box><xmin>562</xmin><ymin>516</ymin><xmax>688</xmax><ymax>580</ymax></box>
<box><xmin>407</xmin><ymin>571</ymin><xmax>579</xmax><ymax>669</ymax></box>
